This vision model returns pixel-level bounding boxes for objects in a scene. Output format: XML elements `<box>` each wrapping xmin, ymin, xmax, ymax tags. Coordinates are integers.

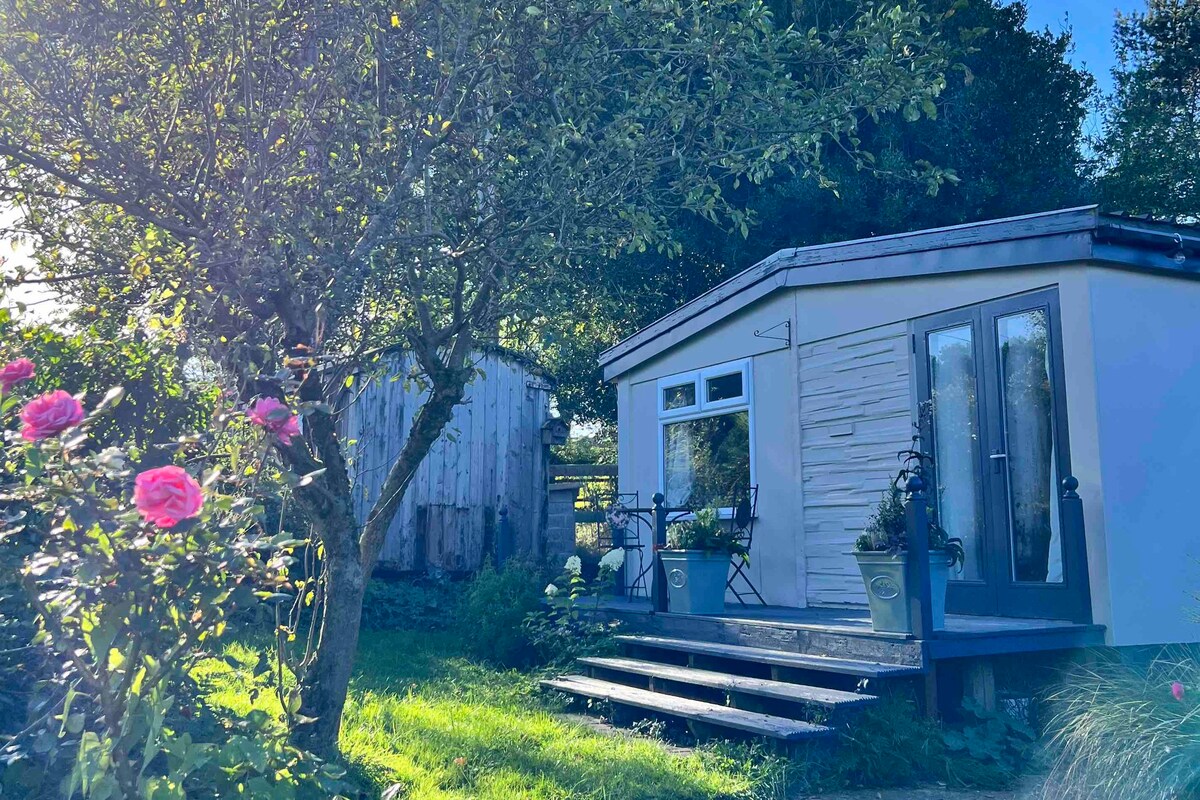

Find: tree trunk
<box><xmin>293</xmin><ymin>549</ymin><xmax>366</xmax><ymax>756</ymax></box>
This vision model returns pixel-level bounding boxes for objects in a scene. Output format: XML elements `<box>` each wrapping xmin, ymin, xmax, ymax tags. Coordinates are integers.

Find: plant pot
<box><xmin>658</xmin><ymin>550</ymin><xmax>730</xmax><ymax>615</ymax></box>
<box><xmin>851</xmin><ymin>550</ymin><xmax>951</xmax><ymax>634</ymax></box>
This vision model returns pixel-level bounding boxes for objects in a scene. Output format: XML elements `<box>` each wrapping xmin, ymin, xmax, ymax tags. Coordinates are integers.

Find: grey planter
<box><xmin>658</xmin><ymin>550</ymin><xmax>730</xmax><ymax>615</ymax></box>
<box><xmin>851</xmin><ymin>550</ymin><xmax>951</xmax><ymax>634</ymax></box>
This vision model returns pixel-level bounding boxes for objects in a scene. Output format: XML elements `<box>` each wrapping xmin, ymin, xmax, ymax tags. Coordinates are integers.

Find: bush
<box><xmin>456</xmin><ymin>559</ymin><xmax>545</xmax><ymax>668</ymax></box>
<box><xmin>360</xmin><ymin>577</ymin><xmax>456</xmax><ymax>632</ymax></box>
<box><xmin>1044</xmin><ymin>647</ymin><xmax>1200</xmax><ymax>799</ymax></box>
<box><xmin>816</xmin><ymin>693</ymin><xmax>1035</xmax><ymax>792</ymax></box>
<box><xmin>525</xmin><ymin>554</ymin><xmax>623</xmax><ymax>666</ymax></box>
<box><xmin>0</xmin><ymin>357</ymin><xmax>347</xmax><ymax>798</ymax></box>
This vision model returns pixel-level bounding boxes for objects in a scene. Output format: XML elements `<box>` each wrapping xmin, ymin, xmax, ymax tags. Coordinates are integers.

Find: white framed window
<box><xmin>656</xmin><ymin>359</ymin><xmax>753</xmax><ymax>510</ymax></box>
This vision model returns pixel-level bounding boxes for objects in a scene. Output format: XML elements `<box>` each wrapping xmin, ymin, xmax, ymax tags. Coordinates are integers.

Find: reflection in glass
<box><xmin>997</xmin><ymin>309</ymin><xmax>1063</xmax><ymax>583</ymax></box>
<box><xmin>928</xmin><ymin>325</ymin><xmax>985</xmax><ymax>581</ymax></box>
<box><xmin>663</xmin><ymin>411</ymin><xmax>750</xmax><ymax>508</ymax></box>
<box><xmin>663</xmin><ymin>382</ymin><xmax>696</xmax><ymax>410</ymax></box>
<box><xmin>706</xmin><ymin>372</ymin><xmax>743</xmax><ymax>403</ymax></box>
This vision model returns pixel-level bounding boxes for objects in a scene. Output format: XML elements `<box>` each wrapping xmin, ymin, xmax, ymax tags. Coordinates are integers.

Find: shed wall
<box><xmin>617</xmin><ymin>264</ymin><xmax>1111</xmax><ymax>632</ymax></box>
<box><xmin>1087</xmin><ymin>267</ymin><xmax>1200</xmax><ymax>646</ymax></box>
<box><xmin>342</xmin><ymin>350</ymin><xmax>550</xmax><ymax>573</ymax></box>
<box><xmin>798</xmin><ymin>322</ymin><xmax>911</xmax><ymax>606</ymax></box>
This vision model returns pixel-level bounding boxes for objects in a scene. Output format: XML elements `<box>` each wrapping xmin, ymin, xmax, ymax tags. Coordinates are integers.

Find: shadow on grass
<box><xmin>201</xmin><ymin>630</ymin><xmax>764</xmax><ymax>800</ymax></box>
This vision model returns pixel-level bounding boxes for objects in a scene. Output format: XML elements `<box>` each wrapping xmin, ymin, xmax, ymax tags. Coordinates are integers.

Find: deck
<box><xmin>596</xmin><ymin>598</ymin><xmax>1106</xmax><ymax>663</ymax></box>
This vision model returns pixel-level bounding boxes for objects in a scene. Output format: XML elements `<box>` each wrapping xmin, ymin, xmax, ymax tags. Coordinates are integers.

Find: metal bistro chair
<box><xmin>596</xmin><ymin>492</ymin><xmax>653</xmax><ymax>600</ymax></box>
<box><xmin>725</xmin><ymin>486</ymin><xmax>765</xmax><ymax>605</ymax></box>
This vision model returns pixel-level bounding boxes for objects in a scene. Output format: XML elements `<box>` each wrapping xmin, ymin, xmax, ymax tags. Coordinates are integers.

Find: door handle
<box><xmin>989</xmin><ymin>453</ymin><xmax>1008</xmax><ymax>460</ymax></box>
<box><xmin>990</xmin><ymin>451</ymin><xmax>1007</xmax><ymax>474</ymax></box>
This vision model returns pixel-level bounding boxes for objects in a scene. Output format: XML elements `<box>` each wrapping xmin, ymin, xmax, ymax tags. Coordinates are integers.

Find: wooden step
<box><xmin>616</xmin><ymin>635</ymin><xmax>924</xmax><ymax>679</ymax></box>
<box><xmin>578</xmin><ymin>656</ymin><xmax>878</xmax><ymax>710</ymax></box>
<box><xmin>541</xmin><ymin>675</ymin><xmax>836</xmax><ymax>741</ymax></box>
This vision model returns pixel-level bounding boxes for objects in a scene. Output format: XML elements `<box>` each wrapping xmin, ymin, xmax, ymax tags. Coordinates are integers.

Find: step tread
<box><xmin>541</xmin><ymin>675</ymin><xmax>836</xmax><ymax>741</ymax></box>
<box><xmin>615</xmin><ymin>635</ymin><xmax>924</xmax><ymax>678</ymax></box>
<box><xmin>578</xmin><ymin>656</ymin><xmax>878</xmax><ymax>708</ymax></box>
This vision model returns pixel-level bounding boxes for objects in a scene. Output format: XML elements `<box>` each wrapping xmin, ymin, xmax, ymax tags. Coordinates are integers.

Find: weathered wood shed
<box><xmin>341</xmin><ymin>346</ymin><xmax>553</xmax><ymax>574</ymax></box>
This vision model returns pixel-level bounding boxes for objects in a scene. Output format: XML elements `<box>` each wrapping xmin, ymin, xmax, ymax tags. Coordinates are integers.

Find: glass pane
<box><xmin>706</xmin><ymin>372</ymin><xmax>743</xmax><ymax>403</ymax></box>
<box><xmin>663</xmin><ymin>411</ymin><xmax>750</xmax><ymax>508</ymax></box>
<box><xmin>662</xmin><ymin>382</ymin><xmax>696</xmax><ymax>410</ymax></box>
<box><xmin>927</xmin><ymin>325</ymin><xmax>985</xmax><ymax>581</ymax></box>
<box><xmin>997</xmin><ymin>309</ymin><xmax>1063</xmax><ymax>584</ymax></box>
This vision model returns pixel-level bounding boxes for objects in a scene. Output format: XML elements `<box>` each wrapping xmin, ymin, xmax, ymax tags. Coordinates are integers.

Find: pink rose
<box><xmin>19</xmin><ymin>390</ymin><xmax>85</xmax><ymax>442</ymax></box>
<box><xmin>133</xmin><ymin>466</ymin><xmax>204</xmax><ymax>528</ymax></box>
<box><xmin>247</xmin><ymin>397</ymin><xmax>301</xmax><ymax>445</ymax></box>
<box><xmin>1172</xmin><ymin>681</ymin><xmax>1185</xmax><ymax>702</ymax></box>
<box><xmin>0</xmin><ymin>358</ymin><xmax>35</xmax><ymax>392</ymax></box>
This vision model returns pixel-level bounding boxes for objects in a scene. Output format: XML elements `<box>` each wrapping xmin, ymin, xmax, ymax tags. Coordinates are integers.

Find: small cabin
<box><xmin>601</xmin><ymin>206</ymin><xmax>1200</xmax><ymax>649</ymax></box>
<box><xmin>341</xmin><ymin>346</ymin><xmax>554</xmax><ymax>574</ymax></box>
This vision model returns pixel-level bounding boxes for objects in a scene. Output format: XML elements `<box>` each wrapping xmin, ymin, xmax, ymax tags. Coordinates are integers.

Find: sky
<box><xmin>1020</xmin><ymin>0</ymin><xmax>1145</xmax><ymax>121</ymax></box>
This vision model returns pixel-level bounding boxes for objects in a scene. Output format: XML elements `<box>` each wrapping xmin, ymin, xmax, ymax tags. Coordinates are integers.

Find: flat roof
<box><xmin>600</xmin><ymin>205</ymin><xmax>1200</xmax><ymax>380</ymax></box>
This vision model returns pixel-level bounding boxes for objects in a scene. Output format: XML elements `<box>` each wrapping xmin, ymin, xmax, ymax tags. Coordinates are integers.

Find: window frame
<box><xmin>655</xmin><ymin>359</ymin><xmax>755</xmax><ymax>513</ymax></box>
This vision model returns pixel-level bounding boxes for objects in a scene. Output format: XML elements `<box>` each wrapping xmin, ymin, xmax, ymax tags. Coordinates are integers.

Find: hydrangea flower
<box><xmin>564</xmin><ymin>555</ymin><xmax>582</xmax><ymax>575</ymax></box>
<box><xmin>599</xmin><ymin>548</ymin><xmax>626</xmax><ymax>573</ymax></box>
<box><xmin>544</xmin><ymin>583</ymin><xmax>559</xmax><ymax>598</ymax></box>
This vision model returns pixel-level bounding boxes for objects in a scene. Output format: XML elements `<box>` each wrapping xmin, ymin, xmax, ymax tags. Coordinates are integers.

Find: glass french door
<box><xmin>915</xmin><ymin>289</ymin><xmax>1091</xmax><ymax>622</ymax></box>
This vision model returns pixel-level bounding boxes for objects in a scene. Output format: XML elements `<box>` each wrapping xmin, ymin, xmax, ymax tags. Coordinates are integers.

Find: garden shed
<box><xmin>341</xmin><ymin>346</ymin><xmax>554</xmax><ymax>574</ymax></box>
<box><xmin>600</xmin><ymin>205</ymin><xmax>1200</xmax><ymax>650</ymax></box>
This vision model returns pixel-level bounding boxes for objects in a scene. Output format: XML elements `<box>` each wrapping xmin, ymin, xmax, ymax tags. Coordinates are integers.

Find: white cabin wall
<box><xmin>615</xmin><ymin>263</ymin><xmax>1113</xmax><ymax>619</ymax></box>
<box><xmin>1086</xmin><ymin>268</ymin><xmax>1200</xmax><ymax>646</ymax></box>
<box><xmin>618</xmin><ymin>292</ymin><xmax>803</xmax><ymax>606</ymax></box>
<box><xmin>791</xmin><ymin>264</ymin><xmax>1108</xmax><ymax>622</ymax></box>
<box><xmin>798</xmin><ymin>323</ymin><xmax>912</xmax><ymax>606</ymax></box>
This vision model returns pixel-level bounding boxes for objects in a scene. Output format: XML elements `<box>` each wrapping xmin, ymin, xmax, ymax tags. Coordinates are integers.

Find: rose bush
<box><xmin>0</xmin><ymin>360</ymin><xmax>349</xmax><ymax>799</ymax></box>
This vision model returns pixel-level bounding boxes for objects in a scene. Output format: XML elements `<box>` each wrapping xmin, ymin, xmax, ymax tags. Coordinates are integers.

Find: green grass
<box><xmin>194</xmin><ymin>631</ymin><xmax>783</xmax><ymax>799</ymax></box>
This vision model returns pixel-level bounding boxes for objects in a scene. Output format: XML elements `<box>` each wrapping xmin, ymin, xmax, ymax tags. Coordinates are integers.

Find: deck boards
<box><xmin>616</xmin><ymin>635</ymin><xmax>925</xmax><ymax>678</ymax></box>
<box><xmin>579</xmin><ymin>657</ymin><xmax>878</xmax><ymax>709</ymax></box>
<box><xmin>541</xmin><ymin>675</ymin><xmax>836</xmax><ymax>741</ymax></box>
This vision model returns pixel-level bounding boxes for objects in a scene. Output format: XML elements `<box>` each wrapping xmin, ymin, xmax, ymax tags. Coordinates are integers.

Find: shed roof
<box><xmin>600</xmin><ymin>205</ymin><xmax>1200</xmax><ymax>380</ymax></box>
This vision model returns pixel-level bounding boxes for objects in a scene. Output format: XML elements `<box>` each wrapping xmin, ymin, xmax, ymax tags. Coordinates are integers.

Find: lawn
<box><xmin>195</xmin><ymin>631</ymin><xmax>784</xmax><ymax>800</ymax></box>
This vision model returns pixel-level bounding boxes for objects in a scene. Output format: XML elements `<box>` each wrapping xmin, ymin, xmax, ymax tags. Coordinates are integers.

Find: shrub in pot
<box><xmin>659</xmin><ymin>506</ymin><xmax>745</xmax><ymax>615</ymax></box>
<box><xmin>853</xmin><ymin>475</ymin><xmax>965</xmax><ymax>634</ymax></box>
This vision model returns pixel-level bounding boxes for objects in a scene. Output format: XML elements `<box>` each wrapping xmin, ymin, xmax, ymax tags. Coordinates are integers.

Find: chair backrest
<box><xmin>725</xmin><ymin>486</ymin><xmax>758</xmax><ymax>549</ymax></box>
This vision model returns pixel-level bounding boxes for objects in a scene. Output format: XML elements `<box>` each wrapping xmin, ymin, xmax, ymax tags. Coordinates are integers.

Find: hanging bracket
<box><xmin>752</xmin><ymin>319</ymin><xmax>792</xmax><ymax>349</ymax></box>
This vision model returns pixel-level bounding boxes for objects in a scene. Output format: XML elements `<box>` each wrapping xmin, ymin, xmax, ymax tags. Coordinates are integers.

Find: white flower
<box><xmin>96</xmin><ymin>446</ymin><xmax>127</xmax><ymax>475</ymax></box>
<box><xmin>598</xmin><ymin>548</ymin><xmax>626</xmax><ymax>573</ymax></box>
<box><xmin>544</xmin><ymin>583</ymin><xmax>560</xmax><ymax>597</ymax></box>
<box><xmin>564</xmin><ymin>555</ymin><xmax>582</xmax><ymax>575</ymax></box>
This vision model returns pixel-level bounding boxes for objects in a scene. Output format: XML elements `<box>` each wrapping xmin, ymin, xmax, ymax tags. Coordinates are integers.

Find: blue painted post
<box><xmin>497</xmin><ymin>507</ymin><xmax>512</xmax><ymax>568</ymax></box>
<box><xmin>651</xmin><ymin>492</ymin><xmax>668</xmax><ymax>613</ymax></box>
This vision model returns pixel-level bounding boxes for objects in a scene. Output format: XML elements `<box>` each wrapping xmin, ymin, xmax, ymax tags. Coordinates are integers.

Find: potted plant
<box><xmin>852</xmin><ymin>445</ymin><xmax>965</xmax><ymax>634</ymax></box>
<box><xmin>659</xmin><ymin>506</ymin><xmax>745</xmax><ymax>615</ymax></box>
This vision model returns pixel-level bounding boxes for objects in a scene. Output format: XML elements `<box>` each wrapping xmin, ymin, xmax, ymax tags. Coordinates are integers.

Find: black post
<box><xmin>497</xmin><ymin>507</ymin><xmax>512</xmax><ymax>568</ymax></box>
<box><xmin>1060</xmin><ymin>475</ymin><xmax>1087</xmax><ymax>622</ymax></box>
<box><xmin>651</xmin><ymin>492</ymin><xmax>668</xmax><ymax>613</ymax></box>
<box><xmin>904</xmin><ymin>474</ymin><xmax>938</xmax><ymax>718</ymax></box>
<box><xmin>1060</xmin><ymin>476</ymin><xmax>1084</xmax><ymax>536</ymax></box>
<box><xmin>904</xmin><ymin>475</ymin><xmax>934</xmax><ymax>641</ymax></box>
